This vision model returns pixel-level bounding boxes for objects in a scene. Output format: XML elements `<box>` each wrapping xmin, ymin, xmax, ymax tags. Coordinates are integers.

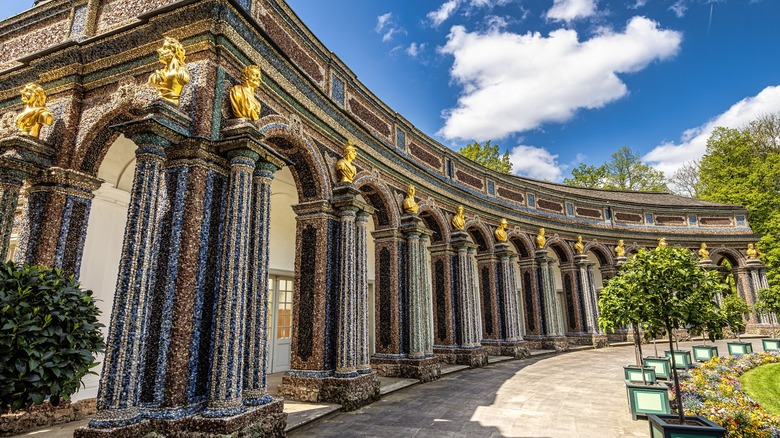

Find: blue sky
<box><xmin>2</xmin><ymin>1</ymin><xmax>779</xmax><ymax>183</ymax></box>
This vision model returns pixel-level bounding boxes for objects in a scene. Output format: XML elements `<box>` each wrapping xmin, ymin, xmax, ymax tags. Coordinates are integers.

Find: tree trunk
<box><xmin>632</xmin><ymin>323</ymin><xmax>647</xmax><ymax>385</ymax></box>
<box><xmin>668</xmin><ymin>323</ymin><xmax>685</xmax><ymax>424</ymax></box>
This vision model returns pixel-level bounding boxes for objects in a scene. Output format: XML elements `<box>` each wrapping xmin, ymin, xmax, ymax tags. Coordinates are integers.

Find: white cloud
<box><xmin>643</xmin><ymin>85</ymin><xmax>780</xmax><ymax>175</ymax></box>
<box><xmin>545</xmin><ymin>0</ymin><xmax>599</xmax><ymax>23</ymax></box>
<box><xmin>375</xmin><ymin>12</ymin><xmax>405</xmax><ymax>42</ymax></box>
<box><xmin>406</xmin><ymin>42</ymin><xmax>427</xmax><ymax>57</ymax></box>
<box><xmin>669</xmin><ymin>1</ymin><xmax>687</xmax><ymax>17</ymax></box>
<box><xmin>437</xmin><ymin>17</ymin><xmax>682</xmax><ymax>141</ymax></box>
<box><xmin>428</xmin><ymin>0</ymin><xmax>462</xmax><ymax>27</ymax></box>
<box><xmin>629</xmin><ymin>0</ymin><xmax>647</xmax><ymax>9</ymax></box>
<box><xmin>376</xmin><ymin>13</ymin><xmax>393</xmax><ymax>32</ymax></box>
<box><xmin>509</xmin><ymin>145</ymin><xmax>564</xmax><ymax>181</ymax></box>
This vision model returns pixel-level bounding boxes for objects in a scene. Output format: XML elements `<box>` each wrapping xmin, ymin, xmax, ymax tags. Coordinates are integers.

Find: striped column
<box><xmin>0</xmin><ymin>177</ymin><xmax>23</xmax><ymax>260</ymax></box>
<box><xmin>91</xmin><ymin>133</ymin><xmax>169</xmax><ymax>428</ymax></box>
<box><xmin>575</xmin><ymin>255</ymin><xmax>599</xmax><ymax>333</ymax></box>
<box><xmin>497</xmin><ymin>245</ymin><xmax>523</xmax><ymax>341</ymax></box>
<box><xmin>356</xmin><ymin>210</ymin><xmax>371</xmax><ymax>373</ymax></box>
<box><xmin>336</xmin><ymin>205</ymin><xmax>358</xmax><ymax>377</ymax></box>
<box><xmin>407</xmin><ymin>230</ymin><xmax>425</xmax><ymax>357</ymax></box>
<box><xmin>467</xmin><ymin>246</ymin><xmax>484</xmax><ymax>345</ymax></box>
<box><xmin>244</xmin><ymin>161</ymin><xmax>277</xmax><ymax>405</ymax></box>
<box><xmin>203</xmin><ymin>150</ymin><xmax>258</xmax><ymax>417</ymax></box>
<box><xmin>420</xmin><ymin>232</ymin><xmax>435</xmax><ymax>356</ymax></box>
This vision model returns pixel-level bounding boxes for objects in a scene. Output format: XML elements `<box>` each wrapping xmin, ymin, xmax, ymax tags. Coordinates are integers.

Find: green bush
<box><xmin>0</xmin><ymin>261</ymin><xmax>105</xmax><ymax>412</ymax></box>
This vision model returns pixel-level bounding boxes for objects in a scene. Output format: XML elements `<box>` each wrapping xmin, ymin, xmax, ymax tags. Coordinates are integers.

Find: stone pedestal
<box><xmin>279</xmin><ymin>373</ymin><xmax>380</xmax><ymax>412</ymax></box>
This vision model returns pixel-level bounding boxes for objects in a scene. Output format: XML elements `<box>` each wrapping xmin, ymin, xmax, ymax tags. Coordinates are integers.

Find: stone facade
<box><xmin>0</xmin><ymin>0</ymin><xmax>769</xmax><ymax>436</ymax></box>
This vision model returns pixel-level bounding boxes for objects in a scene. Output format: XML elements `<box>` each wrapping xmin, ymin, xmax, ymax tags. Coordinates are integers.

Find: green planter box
<box><xmin>762</xmin><ymin>339</ymin><xmax>780</xmax><ymax>351</ymax></box>
<box><xmin>643</xmin><ymin>356</ymin><xmax>672</xmax><ymax>380</ymax></box>
<box><xmin>623</xmin><ymin>365</ymin><xmax>657</xmax><ymax>384</ymax></box>
<box><xmin>691</xmin><ymin>345</ymin><xmax>718</xmax><ymax>362</ymax></box>
<box><xmin>625</xmin><ymin>382</ymin><xmax>671</xmax><ymax>421</ymax></box>
<box><xmin>727</xmin><ymin>341</ymin><xmax>753</xmax><ymax>356</ymax></box>
<box><xmin>648</xmin><ymin>414</ymin><xmax>726</xmax><ymax>438</ymax></box>
<box><xmin>664</xmin><ymin>350</ymin><xmax>693</xmax><ymax>369</ymax></box>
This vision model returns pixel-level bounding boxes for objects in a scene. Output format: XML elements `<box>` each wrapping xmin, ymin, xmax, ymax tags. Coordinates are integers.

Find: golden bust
<box><xmin>698</xmin><ymin>243</ymin><xmax>710</xmax><ymax>259</ymax></box>
<box><xmin>402</xmin><ymin>184</ymin><xmax>419</xmax><ymax>214</ymax></box>
<box><xmin>614</xmin><ymin>240</ymin><xmax>625</xmax><ymax>257</ymax></box>
<box><xmin>15</xmin><ymin>83</ymin><xmax>53</xmax><ymax>138</ymax></box>
<box><xmin>657</xmin><ymin>237</ymin><xmax>668</xmax><ymax>249</ymax></box>
<box><xmin>336</xmin><ymin>140</ymin><xmax>358</xmax><ymax>183</ymax></box>
<box><xmin>451</xmin><ymin>206</ymin><xmax>465</xmax><ymax>230</ymax></box>
<box><xmin>573</xmin><ymin>236</ymin><xmax>584</xmax><ymax>254</ymax></box>
<box><xmin>535</xmin><ymin>228</ymin><xmax>546</xmax><ymax>249</ymax></box>
<box><xmin>494</xmin><ymin>219</ymin><xmax>508</xmax><ymax>243</ymax></box>
<box><xmin>746</xmin><ymin>243</ymin><xmax>760</xmax><ymax>260</ymax></box>
<box><xmin>147</xmin><ymin>37</ymin><xmax>190</xmax><ymax>105</ymax></box>
<box><xmin>230</xmin><ymin>65</ymin><xmax>262</xmax><ymax>121</ymax></box>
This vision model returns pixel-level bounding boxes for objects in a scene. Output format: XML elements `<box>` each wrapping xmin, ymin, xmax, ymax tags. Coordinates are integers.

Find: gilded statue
<box><xmin>402</xmin><ymin>184</ymin><xmax>419</xmax><ymax>214</ymax></box>
<box><xmin>698</xmin><ymin>243</ymin><xmax>710</xmax><ymax>260</ymax></box>
<box><xmin>495</xmin><ymin>218</ymin><xmax>508</xmax><ymax>243</ymax></box>
<box><xmin>657</xmin><ymin>237</ymin><xmax>667</xmax><ymax>249</ymax></box>
<box><xmin>535</xmin><ymin>228</ymin><xmax>546</xmax><ymax>249</ymax></box>
<box><xmin>147</xmin><ymin>37</ymin><xmax>190</xmax><ymax>105</ymax></box>
<box><xmin>451</xmin><ymin>206</ymin><xmax>465</xmax><ymax>230</ymax></box>
<box><xmin>747</xmin><ymin>243</ymin><xmax>760</xmax><ymax>260</ymax></box>
<box><xmin>15</xmin><ymin>83</ymin><xmax>53</xmax><ymax>138</ymax></box>
<box><xmin>230</xmin><ymin>65</ymin><xmax>262</xmax><ymax>121</ymax></box>
<box><xmin>573</xmin><ymin>235</ymin><xmax>584</xmax><ymax>255</ymax></box>
<box><xmin>614</xmin><ymin>240</ymin><xmax>625</xmax><ymax>257</ymax></box>
<box><xmin>336</xmin><ymin>139</ymin><xmax>358</xmax><ymax>183</ymax></box>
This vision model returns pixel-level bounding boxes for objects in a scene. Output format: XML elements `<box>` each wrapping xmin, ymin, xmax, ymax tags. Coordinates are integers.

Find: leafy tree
<box><xmin>699</xmin><ymin>113</ymin><xmax>780</xmax><ymax>288</ymax></box>
<box><xmin>564</xmin><ymin>146</ymin><xmax>668</xmax><ymax>191</ymax></box>
<box><xmin>756</xmin><ymin>286</ymin><xmax>780</xmax><ymax>337</ymax></box>
<box><xmin>0</xmin><ymin>262</ymin><xmax>105</xmax><ymax>412</ymax></box>
<box><xmin>598</xmin><ymin>274</ymin><xmax>646</xmax><ymax>371</ymax></box>
<box><xmin>600</xmin><ymin>246</ymin><xmax>723</xmax><ymax>423</ymax></box>
<box><xmin>457</xmin><ymin>140</ymin><xmax>512</xmax><ymax>174</ymax></box>
<box><xmin>720</xmin><ymin>293</ymin><xmax>750</xmax><ymax>342</ymax></box>
<box><xmin>667</xmin><ymin>160</ymin><xmax>701</xmax><ymax>198</ymax></box>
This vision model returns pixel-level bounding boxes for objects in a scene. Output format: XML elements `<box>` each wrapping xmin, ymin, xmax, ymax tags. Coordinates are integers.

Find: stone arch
<box><xmin>583</xmin><ymin>242</ymin><xmax>615</xmax><ymax>267</ymax></box>
<box><xmin>625</xmin><ymin>243</ymin><xmax>643</xmax><ymax>257</ymax></box>
<box><xmin>259</xmin><ymin>116</ymin><xmax>331</xmax><ymax>202</ymax></box>
<box><xmin>464</xmin><ymin>219</ymin><xmax>494</xmax><ymax>254</ymax></box>
<box><xmin>353</xmin><ymin>173</ymin><xmax>400</xmax><ymax>230</ymax></box>
<box><xmin>417</xmin><ymin>203</ymin><xmax>449</xmax><ymax>244</ymax></box>
<box><xmin>709</xmin><ymin>246</ymin><xmax>746</xmax><ymax>268</ymax></box>
<box><xmin>545</xmin><ymin>237</ymin><xmax>573</xmax><ymax>264</ymax></box>
<box><xmin>507</xmin><ymin>230</ymin><xmax>534</xmax><ymax>258</ymax></box>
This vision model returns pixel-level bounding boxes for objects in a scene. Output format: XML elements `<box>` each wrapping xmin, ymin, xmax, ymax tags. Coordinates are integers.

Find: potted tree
<box><xmin>611</xmin><ymin>246</ymin><xmax>725</xmax><ymax>436</ymax></box>
<box><xmin>721</xmin><ymin>293</ymin><xmax>753</xmax><ymax>356</ymax></box>
<box><xmin>599</xmin><ymin>263</ymin><xmax>666</xmax><ymax>421</ymax></box>
<box><xmin>689</xmin><ymin>305</ymin><xmax>725</xmax><ymax>362</ymax></box>
<box><xmin>756</xmin><ymin>286</ymin><xmax>780</xmax><ymax>351</ymax></box>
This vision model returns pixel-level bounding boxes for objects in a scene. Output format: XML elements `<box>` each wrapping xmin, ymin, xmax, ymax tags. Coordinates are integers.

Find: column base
<box><xmin>606</xmin><ymin>331</ymin><xmax>630</xmax><ymax>343</ymax></box>
<box><xmin>747</xmin><ymin>323</ymin><xmax>776</xmax><ymax>336</ymax></box>
<box><xmin>481</xmin><ymin>339</ymin><xmax>530</xmax><ymax>359</ymax></box>
<box><xmin>371</xmin><ymin>355</ymin><xmax>441</xmax><ymax>383</ymax></box>
<box><xmin>541</xmin><ymin>336</ymin><xmax>569</xmax><ymax>352</ymax></box>
<box><xmin>565</xmin><ymin>333</ymin><xmax>609</xmax><ymax>348</ymax></box>
<box><xmin>74</xmin><ymin>398</ymin><xmax>286</xmax><ymax>438</ymax></box>
<box><xmin>433</xmin><ymin>346</ymin><xmax>489</xmax><ymax>368</ymax></box>
<box><xmin>278</xmin><ymin>372</ymin><xmax>380</xmax><ymax>411</ymax></box>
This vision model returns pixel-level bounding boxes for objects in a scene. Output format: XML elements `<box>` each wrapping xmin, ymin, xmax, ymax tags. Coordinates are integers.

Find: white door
<box><xmin>270</xmin><ymin>276</ymin><xmax>293</xmax><ymax>372</ymax></box>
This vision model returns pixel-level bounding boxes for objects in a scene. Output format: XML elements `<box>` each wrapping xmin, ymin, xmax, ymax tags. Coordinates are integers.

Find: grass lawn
<box><xmin>740</xmin><ymin>362</ymin><xmax>780</xmax><ymax>416</ymax></box>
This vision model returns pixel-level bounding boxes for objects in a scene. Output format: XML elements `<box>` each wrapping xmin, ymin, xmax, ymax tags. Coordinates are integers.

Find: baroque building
<box><xmin>0</xmin><ymin>0</ymin><xmax>770</xmax><ymax>435</ymax></box>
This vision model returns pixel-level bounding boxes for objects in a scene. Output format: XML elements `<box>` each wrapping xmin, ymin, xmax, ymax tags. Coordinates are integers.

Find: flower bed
<box><xmin>676</xmin><ymin>352</ymin><xmax>780</xmax><ymax>438</ymax></box>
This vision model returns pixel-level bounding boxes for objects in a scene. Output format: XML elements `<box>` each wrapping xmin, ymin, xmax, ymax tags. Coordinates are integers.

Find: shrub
<box><xmin>0</xmin><ymin>261</ymin><xmax>105</xmax><ymax>412</ymax></box>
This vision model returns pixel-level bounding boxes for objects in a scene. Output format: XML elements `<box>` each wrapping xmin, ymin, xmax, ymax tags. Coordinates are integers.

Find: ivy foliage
<box><xmin>0</xmin><ymin>262</ymin><xmax>105</xmax><ymax>412</ymax></box>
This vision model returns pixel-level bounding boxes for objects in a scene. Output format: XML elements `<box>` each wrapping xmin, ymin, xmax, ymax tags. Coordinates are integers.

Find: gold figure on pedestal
<box><xmin>573</xmin><ymin>235</ymin><xmax>584</xmax><ymax>254</ymax></box>
<box><xmin>614</xmin><ymin>240</ymin><xmax>625</xmax><ymax>257</ymax></box>
<box><xmin>746</xmin><ymin>243</ymin><xmax>760</xmax><ymax>260</ymax></box>
<box><xmin>698</xmin><ymin>243</ymin><xmax>710</xmax><ymax>259</ymax></box>
<box><xmin>230</xmin><ymin>65</ymin><xmax>262</xmax><ymax>121</ymax></box>
<box><xmin>402</xmin><ymin>184</ymin><xmax>419</xmax><ymax>214</ymax></box>
<box><xmin>147</xmin><ymin>37</ymin><xmax>190</xmax><ymax>105</ymax></box>
<box><xmin>336</xmin><ymin>139</ymin><xmax>358</xmax><ymax>183</ymax></box>
<box><xmin>495</xmin><ymin>219</ymin><xmax>508</xmax><ymax>243</ymax></box>
<box><xmin>15</xmin><ymin>83</ymin><xmax>53</xmax><ymax>138</ymax></box>
<box><xmin>535</xmin><ymin>228</ymin><xmax>546</xmax><ymax>249</ymax></box>
<box><xmin>451</xmin><ymin>206</ymin><xmax>465</xmax><ymax>230</ymax></box>
<box><xmin>657</xmin><ymin>237</ymin><xmax>667</xmax><ymax>249</ymax></box>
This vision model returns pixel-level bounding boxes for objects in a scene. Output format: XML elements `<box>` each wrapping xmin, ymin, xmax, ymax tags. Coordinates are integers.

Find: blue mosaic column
<box><xmin>496</xmin><ymin>243</ymin><xmax>523</xmax><ymax>341</ymax></box>
<box><xmin>244</xmin><ymin>161</ymin><xmax>277</xmax><ymax>405</ymax></box>
<box><xmin>468</xmin><ymin>246</ymin><xmax>484</xmax><ymax>344</ymax></box>
<box><xmin>420</xmin><ymin>232</ymin><xmax>435</xmax><ymax>355</ymax></box>
<box><xmin>356</xmin><ymin>210</ymin><xmax>372</xmax><ymax>374</ymax></box>
<box><xmin>574</xmin><ymin>255</ymin><xmax>598</xmax><ymax>333</ymax></box>
<box><xmin>336</xmin><ymin>204</ymin><xmax>358</xmax><ymax>377</ymax></box>
<box><xmin>535</xmin><ymin>249</ymin><xmax>563</xmax><ymax>337</ymax></box>
<box><xmin>402</xmin><ymin>215</ymin><xmax>435</xmax><ymax>358</ymax></box>
<box><xmin>203</xmin><ymin>149</ymin><xmax>258</xmax><ymax>417</ymax></box>
<box><xmin>451</xmin><ymin>231</ymin><xmax>482</xmax><ymax>348</ymax></box>
<box><xmin>91</xmin><ymin>133</ymin><xmax>169</xmax><ymax>428</ymax></box>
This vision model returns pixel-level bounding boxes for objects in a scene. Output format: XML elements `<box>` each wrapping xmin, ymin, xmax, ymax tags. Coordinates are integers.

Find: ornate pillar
<box><xmin>536</xmin><ymin>248</ymin><xmax>567</xmax><ymax>351</ymax></box>
<box><xmin>491</xmin><ymin>242</ymin><xmax>529</xmax><ymax>358</ymax></box>
<box><xmin>431</xmin><ymin>243</ymin><xmax>456</xmax><ymax>352</ymax></box>
<box><xmin>335</xmin><ymin>201</ymin><xmax>358</xmax><ymax>377</ymax></box>
<box><xmin>739</xmin><ymin>258</ymin><xmax>770</xmax><ymax>326</ymax></box>
<box><xmin>0</xmin><ymin>135</ymin><xmax>55</xmax><ymax>261</ymax></box>
<box><xmin>355</xmin><ymin>210</ymin><xmax>371</xmax><ymax>374</ymax></box>
<box><xmin>574</xmin><ymin>254</ymin><xmax>608</xmax><ymax>347</ymax></box>
<box><xmin>449</xmin><ymin>230</ymin><xmax>488</xmax><ymax>367</ymax></box>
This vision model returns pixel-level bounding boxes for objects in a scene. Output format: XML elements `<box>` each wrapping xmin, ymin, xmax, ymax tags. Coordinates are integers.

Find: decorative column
<box><xmin>243</xmin><ymin>161</ymin><xmax>278</xmax><ymax>406</ymax></box>
<box><xmin>574</xmin><ymin>254</ymin><xmax>608</xmax><ymax>347</ymax></box>
<box><xmin>430</xmin><ymin>243</ymin><xmax>456</xmax><ymax>353</ymax></box>
<box><xmin>491</xmin><ymin>242</ymin><xmax>528</xmax><ymax>358</ymax></box>
<box><xmin>450</xmin><ymin>230</ymin><xmax>488</xmax><ymax>367</ymax></box>
<box><xmin>740</xmin><ymin>258</ymin><xmax>770</xmax><ymax>326</ymax></box>
<box><xmin>0</xmin><ymin>135</ymin><xmax>55</xmax><ymax>261</ymax></box>
<box><xmin>518</xmin><ymin>258</ymin><xmax>542</xmax><ymax>343</ymax></box>
<box><xmin>536</xmin><ymin>248</ymin><xmax>567</xmax><ymax>351</ymax></box>
<box><xmin>335</xmin><ymin>201</ymin><xmax>358</xmax><ymax>377</ymax></box>
<box><xmin>90</xmin><ymin>131</ymin><xmax>170</xmax><ymax>429</ymax></box>
<box><xmin>355</xmin><ymin>210</ymin><xmax>372</xmax><ymax>374</ymax></box>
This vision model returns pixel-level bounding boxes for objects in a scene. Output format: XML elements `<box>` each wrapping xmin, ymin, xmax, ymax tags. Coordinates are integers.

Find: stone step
<box><xmin>378</xmin><ymin>376</ymin><xmax>419</xmax><ymax>396</ymax></box>
<box><xmin>440</xmin><ymin>364</ymin><xmax>470</xmax><ymax>375</ymax></box>
<box><xmin>284</xmin><ymin>401</ymin><xmax>342</xmax><ymax>433</ymax></box>
<box><xmin>487</xmin><ymin>355</ymin><xmax>514</xmax><ymax>364</ymax></box>
<box><xmin>528</xmin><ymin>349</ymin><xmax>557</xmax><ymax>358</ymax></box>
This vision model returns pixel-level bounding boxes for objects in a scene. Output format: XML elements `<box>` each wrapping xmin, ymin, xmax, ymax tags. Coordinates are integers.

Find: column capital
<box><xmin>111</xmin><ymin>101</ymin><xmax>191</xmax><ymax>147</ymax></box>
<box><xmin>219</xmin><ymin>119</ymin><xmax>290</xmax><ymax>170</ymax></box>
<box><xmin>0</xmin><ymin>135</ymin><xmax>57</xmax><ymax>180</ymax></box>
<box><xmin>27</xmin><ymin>166</ymin><xmax>103</xmax><ymax>200</ymax></box>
